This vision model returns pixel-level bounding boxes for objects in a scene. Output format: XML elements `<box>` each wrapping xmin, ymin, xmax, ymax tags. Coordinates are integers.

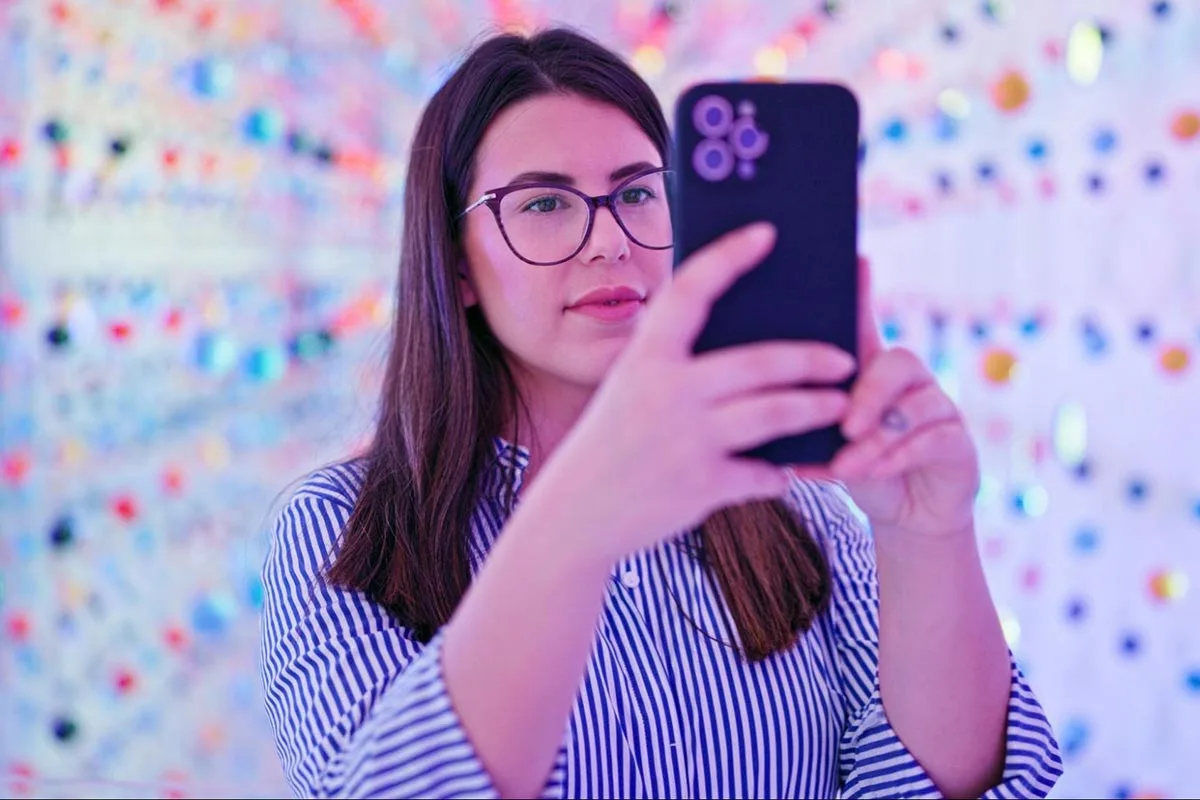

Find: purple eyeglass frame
<box><xmin>458</xmin><ymin>166</ymin><xmax>675</xmax><ymax>266</ymax></box>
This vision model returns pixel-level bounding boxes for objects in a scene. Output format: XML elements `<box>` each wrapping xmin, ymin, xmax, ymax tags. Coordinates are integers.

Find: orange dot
<box><xmin>1171</xmin><ymin>111</ymin><xmax>1199</xmax><ymax>142</ymax></box>
<box><xmin>1160</xmin><ymin>344</ymin><xmax>1189</xmax><ymax>374</ymax></box>
<box><xmin>991</xmin><ymin>70</ymin><xmax>1031</xmax><ymax>113</ymax></box>
<box><xmin>982</xmin><ymin>348</ymin><xmax>1018</xmax><ymax>385</ymax></box>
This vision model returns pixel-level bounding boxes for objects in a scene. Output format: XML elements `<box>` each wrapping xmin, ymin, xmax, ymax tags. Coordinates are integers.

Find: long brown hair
<box><xmin>324</xmin><ymin>27</ymin><xmax>830</xmax><ymax>662</ymax></box>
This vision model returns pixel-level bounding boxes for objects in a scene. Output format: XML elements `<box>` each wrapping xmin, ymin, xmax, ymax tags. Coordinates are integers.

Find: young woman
<box><xmin>259</xmin><ymin>27</ymin><xmax>1062</xmax><ymax>800</ymax></box>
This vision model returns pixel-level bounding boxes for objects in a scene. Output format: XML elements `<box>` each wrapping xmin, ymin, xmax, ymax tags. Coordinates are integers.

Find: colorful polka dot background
<box><xmin>1</xmin><ymin>1</ymin><xmax>1198</xmax><ymax>798</ymax></box>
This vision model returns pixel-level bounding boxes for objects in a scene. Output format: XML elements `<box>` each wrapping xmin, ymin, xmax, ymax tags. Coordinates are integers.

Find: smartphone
<box><xmin>671</xmin><ymin>80</ymin><xmax>861</xmax><ymax>466</ymax></box>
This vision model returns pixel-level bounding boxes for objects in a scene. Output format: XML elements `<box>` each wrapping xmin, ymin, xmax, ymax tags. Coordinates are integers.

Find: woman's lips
<box><xmin>566</xmin><ymin>298</ymin><xmax>644</xmax><ymax>322</ymax></box>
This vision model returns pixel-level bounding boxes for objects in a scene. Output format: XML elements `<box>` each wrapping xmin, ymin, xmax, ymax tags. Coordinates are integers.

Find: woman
<box><xmin>259</xmin><ymin>27</ymin><xmax>1062</xmax><ymax>800</ymax></box>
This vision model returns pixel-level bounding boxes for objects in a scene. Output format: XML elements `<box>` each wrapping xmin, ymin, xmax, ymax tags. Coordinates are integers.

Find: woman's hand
<box><xmin>815</xmin><ymin>258</ymin><xmax>981</xmax><ymax>539</ymax></box>
<box><xmin>535</xmin><ymin>223</ymin><xmax>857</xmax><ymax>565</ymax></box>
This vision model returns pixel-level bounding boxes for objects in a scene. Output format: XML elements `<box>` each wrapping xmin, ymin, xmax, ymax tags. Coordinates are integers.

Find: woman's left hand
<box><xmin>799</xmin><ymin>258</ymin><xmax>981</xmax><ymax>539</ymax></box>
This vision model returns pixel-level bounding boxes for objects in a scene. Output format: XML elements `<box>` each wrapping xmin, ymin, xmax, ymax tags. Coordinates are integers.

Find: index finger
<box><xmin>636</xmin><ymin>222</ymin><xmax>777</xmax><ymax>356</ymax></box>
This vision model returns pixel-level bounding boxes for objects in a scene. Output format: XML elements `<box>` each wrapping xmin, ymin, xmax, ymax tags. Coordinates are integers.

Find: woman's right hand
<box><xmin>529</xmin><ymin>222</ymin><xmax>857</xmax><ymax>565</ymax></box>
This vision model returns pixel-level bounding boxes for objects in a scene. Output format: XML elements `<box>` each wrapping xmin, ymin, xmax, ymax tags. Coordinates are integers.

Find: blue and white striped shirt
<box><xmin>259</xmin><ymin>439</ymin><xmax>1063</xmax><ymax>798</ymax></box>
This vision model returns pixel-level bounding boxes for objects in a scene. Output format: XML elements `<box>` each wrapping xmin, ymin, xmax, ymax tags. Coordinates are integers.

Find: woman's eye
<box><xmin>524</xmin><ymin>195</ymin><xmax>564</xmax><ymax>213</ymax></box>
<box><xmin>619</xmin><ymin>187</ymin><xmax>653</xmax><ymax>205</ymax></box>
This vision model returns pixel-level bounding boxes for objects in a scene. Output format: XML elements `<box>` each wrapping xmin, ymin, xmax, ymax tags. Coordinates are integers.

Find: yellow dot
<box><xmin>982</xmin><ymin>348</ymin><xmax>1018</xmax><ymax>385</ymax></box>
<box><xmin>754</xmin><ymin>46</ymin><xmax>788</xmax><ymax>78</ymax></box>
<box><xmin>1150</xmin><ymin>569</ymin><xmax>1188</xmax><ymax>602</ymax></box>
<box><xmin>631</xmin><ymin>45</ymin><xmax>665</xmax><ymax>78</ymax></box>
<box><xmin>59</xmin><ymin>438</ymin><xmax>87</xmax><ymax>468</ymax></box>
<box><xmin>1160</xmin><ymin>344</ymin><xmax>1190</xmax><ymax>374</ymax></box>
<box><xmin>201</xmin><ymin>436</ymin><xmax>231</xmax><ymax>470</ymax></box>
<box><xmin>991</xmin><ymin>70</ymin><xmax>1030</xmax><ymax>112</ymax></box>
<box><xmin>1171</xmin><ymin>110</ymin><xmax>1199</xmax><ymax>141</ymax></box>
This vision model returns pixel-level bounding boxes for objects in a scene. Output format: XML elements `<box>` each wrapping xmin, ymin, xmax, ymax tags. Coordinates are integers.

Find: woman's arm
<box><xmin>875</xmin><ymin>523</ymin><xmax>1011</xmax><ymax>798</ymax></box>
<box><xmin>440</xmin><ymin>471</ymin><xmax>617</xmax><ymax>800</ymax></box>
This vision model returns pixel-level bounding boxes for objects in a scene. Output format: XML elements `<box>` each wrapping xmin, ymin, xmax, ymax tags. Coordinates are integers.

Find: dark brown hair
<box><xmin>324</xmin><ymin>26</ymin><xmax>830</xmax><ymax>662</ymax></box>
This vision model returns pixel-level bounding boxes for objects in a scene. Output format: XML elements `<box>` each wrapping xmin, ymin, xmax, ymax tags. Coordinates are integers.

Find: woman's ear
<box><xmin>458</xmin><ymin>267</ymin><xmax>478</xmax><ymax>308</ymax></box>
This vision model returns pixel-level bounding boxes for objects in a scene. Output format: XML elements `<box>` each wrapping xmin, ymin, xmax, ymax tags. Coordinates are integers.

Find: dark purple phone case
<box><xmin>671</xmin><ymin>81</ymin><xmax>860</xmax><ymax>466</ymax></box>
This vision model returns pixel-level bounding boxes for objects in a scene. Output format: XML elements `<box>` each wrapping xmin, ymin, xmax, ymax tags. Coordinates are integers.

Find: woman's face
<box><xmin>460</xmin><ymin>92</ymin><xmax>673</xmax><ymax>397</ymax></box>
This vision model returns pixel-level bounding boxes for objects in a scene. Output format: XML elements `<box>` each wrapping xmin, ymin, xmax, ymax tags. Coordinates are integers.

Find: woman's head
<box><xmin>402</xmin><ymin>27</ymin><xmax>673</xmax><ymax>433</ymax></box>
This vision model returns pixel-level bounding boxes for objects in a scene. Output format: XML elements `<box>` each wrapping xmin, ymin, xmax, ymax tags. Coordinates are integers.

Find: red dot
<box><xmin>2</xmin><ymin>450</ymin><xmax>31</xmax><ymax>484</ymax></box>
<box><xmin>54</xmin><ymin>146</ymin><xmax>72</xmax><ymax>171</ymax></box>
<box><xmin>0</xmin><ymin>139</ymin><xmax>20</xmax><ymax>165</ymax></box>
<box><xmin>109</xmin><ymin>321</ymin><xmax>133</xmax><ymax>341</ymax></box>
<box><xmin>196</xmin><ymin>5</ymin><xmax>218</xmax><ymax>29</ymax></box>
<box><xmin>164</xmin><ymin>307</ymin><xmax>184</xmax><ymax>332</ymax></box>
<box><xmin>5</xmin><ymin>613</ymin><xmax>31</xmax><ymax>641</ymax></box>
<box><xmin>49</xmin><ymin>2</ymin><xmax>71</xmax><ymax>24</ymax></box>
<box><xmin>114</xmin><ymin>668</ymin><xmax>137</xmax><ymax>694</ymax></box>
<box><xmin>162</xmin><ymin>149</ymin><xmax>181</xmax><ymax>170</ymax></box>
<box><xmin>112</xmin><ymin>495</ymin><xmax>138</xmax><ymax>522</ymax></box>
<box><xmin>164</xmin><ymin>625</ymin><xmax>188</xmax><ymax>651</ymax></box>
<box><xmin>1</xmin><ymin>297</ymin><xmax>24</xmax><ymax>326</ymax></box>
<box><xmin>163</xmin><ymin>467</ymin><xmax>185</xmax><ymax>494</ymax></box>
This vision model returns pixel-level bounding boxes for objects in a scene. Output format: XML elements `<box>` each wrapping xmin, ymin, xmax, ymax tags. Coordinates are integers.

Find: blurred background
<box><xmin>1</xmin><ymin>0</ymin><xmax>1197</xmax><ymax>797</ymax></box>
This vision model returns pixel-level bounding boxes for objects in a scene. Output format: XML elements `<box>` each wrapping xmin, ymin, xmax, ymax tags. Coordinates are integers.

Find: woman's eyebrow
<box><xmin>504</xmin><ymin>161</ymin><xmax>660</xmax><ymax>187</ymax></box>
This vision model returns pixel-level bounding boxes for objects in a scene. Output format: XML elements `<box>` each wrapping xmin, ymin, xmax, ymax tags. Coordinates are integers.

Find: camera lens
<box><xmin>729</xmin><ymin>116</ymin><xmax>769</xmax><ymax>160</ymax></box>
<box><xmin>693</xmin><ymin>139</ymin><xmax>734</xmax><ymax>182</ymax></box>
<box><xmin>693</xmin><ymin>95</ymin><xmax>734</xmax><ymax>138</ymax></box>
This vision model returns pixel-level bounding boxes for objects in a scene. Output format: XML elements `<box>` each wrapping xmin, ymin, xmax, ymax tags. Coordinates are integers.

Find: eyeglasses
<box><xmin>459</xmin><ymin>166</ymin><xmax>675</xmax><ymax>266</ymax></box>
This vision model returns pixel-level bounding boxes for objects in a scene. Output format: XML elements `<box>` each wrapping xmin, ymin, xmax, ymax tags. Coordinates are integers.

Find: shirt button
<box><xmin>621</xmin><ymin>570</ymin><xmax>640</xmax><ymax>589</ymax></box>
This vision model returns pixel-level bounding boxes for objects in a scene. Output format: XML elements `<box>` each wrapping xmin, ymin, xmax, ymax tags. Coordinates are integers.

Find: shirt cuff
<box><xmin>840</xmin><ymin>652</ymin><xmax>1063</xmax><ymax>799</ymax></box>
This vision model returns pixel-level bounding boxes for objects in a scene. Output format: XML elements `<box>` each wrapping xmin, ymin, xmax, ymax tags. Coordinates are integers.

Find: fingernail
<box><xmin>744</xmin><ymin>221</ymin><xmax>777</xmax><ymax>243</ymax></box>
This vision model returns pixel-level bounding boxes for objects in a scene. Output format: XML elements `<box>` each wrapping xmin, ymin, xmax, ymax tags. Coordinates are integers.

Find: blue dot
<box><xmin>1185</xmin><ymin>668</ymin><xmax>1200</xmax><ymax>693</ymax></box>
<box><xmin>1192</xmin><ymin>498</ymin><xmax>1200</xmax><ymax>521</ymax></box>
<box><xmin>1018</xmin><ymin>314</ymin><xmax>1042</xmax><ymax>337</ymax></box>
<box><xmin>1113</xmin><ymin>784</ymin><xmax>1132</xmax><ymax>800</ymax></box>
<box><xmin>1144</xmin><ymin>161</ymin><xmax>1165</xmax><ymax>184</ymax></box>
<box><xmin>1026</xmin><ymin>138</ymin><xmax>1049</xmax><ymax>161</ymax></box>
<box><xmin>1120</xmin><ymin>632</ymin><xmax>1141</xmax><ymax>656</ymax></box>
<box><xmin>933</xmin><ymin>113</ymin><xmax>959</xmax><ymax>141</ymax></box>
<box><xmin>1152</xmin><ymin>1</ymin><xmax>1172</xmax><ymax>19</ymax></box>
<box><xmin>1062</xmin><ymin>718</ymin><xmax>1089</xmax><ymax>758</ymax></box>
<box><xmin>881</xmin><ymin>318</ymin><xmax>903</xmax><ymax>343</ymax></box>
<box><xmin>1086</xmin><ymin>173</ymin><xmax>1106</xmax><ymax>193</ymax></box>
<box><xmin>1073</xmin><ymin>526</ymin><xmax>1100</xmax><ymax>553</ymax></box>
<box><xmin>1127</xmin><ymin>479</ymin><xmax>1149</xmax><ymax>502</ymax></box>
<box><xmin>883</xmin><ymin>118</ymin><xmax>908</xmax><ymax>142</ymax></box>
<box><xmin>1065</xmin><ymin>598</ymin><xmax>1088</xmax><ymax>621</ymax></box>
<box><xmin>935</xmin><ymin>172</ymin><xmax>954</xmax><ymax>193</ymax></box>
<box><xmin>1136</xmin><ymin>320</ymin><xmax>1156</xmax><ymax>342</ymax></box>
<box><xmin>1097</xmin><ymin>24</ymin><xmax>1114</xmax><ymax>46</ymax></box>
<box><xmin>1082</xmin><ymin>318</ymin><xmax>1107</xmax><ymax>355</ymax></box>
<box><xmin>977</xmin><ymin>161</ymin><xmax>997</xmax><ymax>181</ymax></box>
<box><xmin>941</xmin><ymin>23</ymin><xmax>960</xmax><ymax>43</ymax></box>
<box><xmin>970</xmin><ymin>320</ymin><xmax>990</xmax><ymax>341</ymax></box>
<box><xmin>1093</xmin><ymin>128</ymin><xmax>1118</xmax><ymax>154</ymax></box>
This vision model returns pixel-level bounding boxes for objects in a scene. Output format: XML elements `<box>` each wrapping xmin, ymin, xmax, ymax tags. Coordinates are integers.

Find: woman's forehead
<box><xmin>472</xmin><ymin>93</ymin><xmax>660</xmax><ymax>188</ymax></box>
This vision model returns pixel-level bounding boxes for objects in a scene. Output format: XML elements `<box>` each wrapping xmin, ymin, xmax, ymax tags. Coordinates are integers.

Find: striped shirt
<box><xmin>259</xmin><ymin>438</ymin><xmax>1063</xmax><ymax>799</ymax></box>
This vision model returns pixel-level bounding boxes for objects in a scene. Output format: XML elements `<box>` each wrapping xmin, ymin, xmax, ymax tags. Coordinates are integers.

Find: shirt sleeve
<box><xmin>793</xmin><ymin>480</ymin><xmax>1064</xmax><ymax>799</ymax></box>
<box><xmin>258</xmin><ymin>475</ymin><xmax>569</xmax><ymax>799</ymax></box>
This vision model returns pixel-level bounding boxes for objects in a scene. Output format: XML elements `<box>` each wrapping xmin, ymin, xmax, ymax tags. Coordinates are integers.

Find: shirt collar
<box><xmin>485</xmin><ymin>435</ymin><xmax>531</xmax><ymax>502</ymax></box>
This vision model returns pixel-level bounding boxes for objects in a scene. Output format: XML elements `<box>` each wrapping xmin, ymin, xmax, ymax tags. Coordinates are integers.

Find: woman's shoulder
<box><xmin>266</xmin><ymin>458</ymin><xmax>370</xmax><ymax>565</ymax></box>
<box><xmin>290</xmin><ymin>458</ymin><xmax>370</xmax><ymax>510</ymax></box>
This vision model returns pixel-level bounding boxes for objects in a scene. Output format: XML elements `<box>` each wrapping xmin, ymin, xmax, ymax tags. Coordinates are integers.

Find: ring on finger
<box><xmin>881</xmin><ymin>406</ymin><xmax>909</xmax><ymax>433</ymax></box>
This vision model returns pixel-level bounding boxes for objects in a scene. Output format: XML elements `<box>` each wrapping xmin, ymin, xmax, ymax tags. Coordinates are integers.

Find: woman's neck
<box><xmin>504</xmin><ymin>367</ymin><xmax>596</xmax><ymax>487</ymax></box>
